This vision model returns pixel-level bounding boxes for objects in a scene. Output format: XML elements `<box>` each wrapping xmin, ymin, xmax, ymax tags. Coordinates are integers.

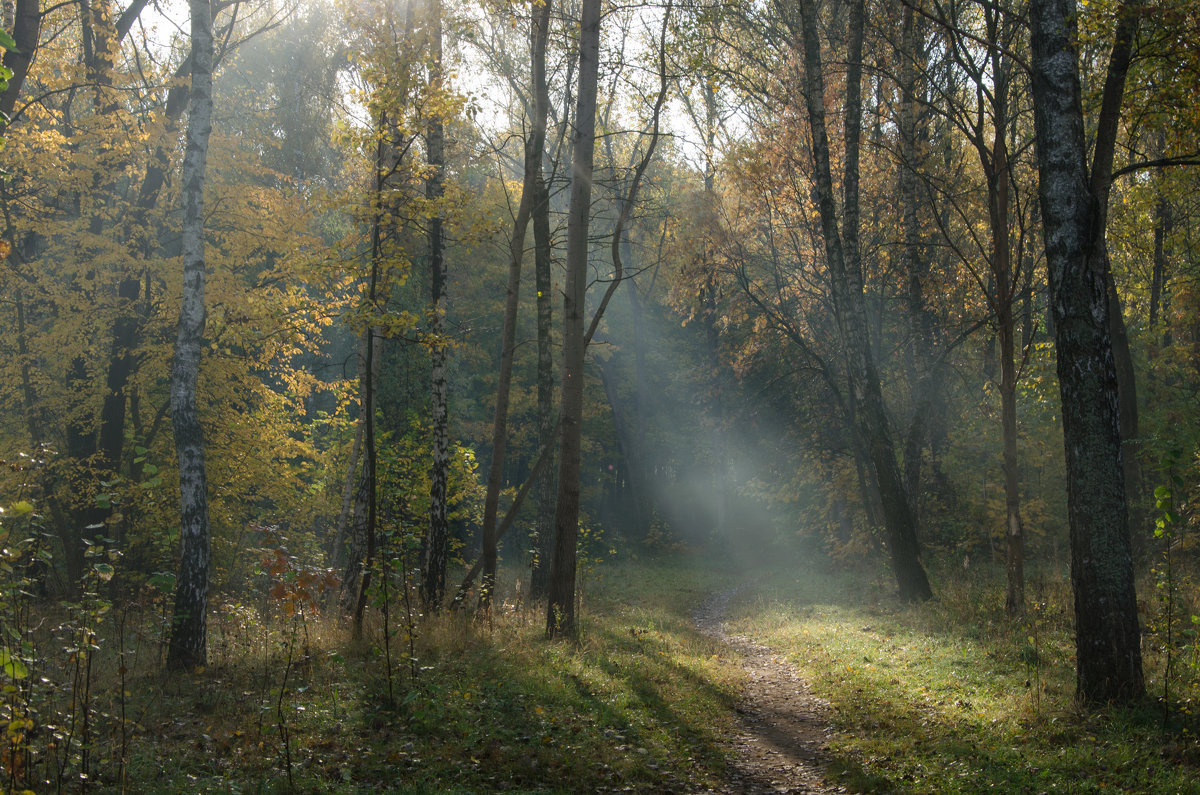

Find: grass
<box><xmin>6</xmin><ymin>557</ymin><xmax>746</xmax><ymax>793</ymax></box>
<box><xmin>725</xmin><ymin>559</ymin><xmax>1200</xmax><ymax>794</ymax></box>
<box><xmin>6</xmin><ymin>549</ymin><xmax>1198</xmax><ymax>792</ymax></box>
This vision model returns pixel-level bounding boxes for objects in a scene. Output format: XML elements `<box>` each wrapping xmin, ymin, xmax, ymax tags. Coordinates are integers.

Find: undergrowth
<box><xmin>0</xmin><ymin>551</ymin><xmax>744</xmax><ymax>793</ymax></box>
<box><xmin>8</xmin><ymin>516</ymin><xmax>1198</xmax><ymax>795</ymax></box>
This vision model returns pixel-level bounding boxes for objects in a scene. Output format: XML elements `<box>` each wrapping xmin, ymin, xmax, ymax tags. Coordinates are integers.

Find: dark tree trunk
<box><xmin>528</xmin><ymin>0</ymin><xmax>556</xmax><ymax>596</ymax></box>
<box><xmin>795</xmin><ymin>0</ymin><xmax>931</xmax><ymax>601</ymax></box>
<box><xmin>481</xmin><ymin>0</ymin><xmax>552</xmax><ymax>610</ymax></box>
<box><xmin>986</xmin><ymin>74</ymin><xmax>1024</xmax><ymax>620</ymax></box>
<box><xmin>529</xmin><ymin>159</ymin><xmax>555</xmax><ymax>601</ymax></box>
<box><xmin>97</xmin><ymin>277</ymin><xmax>141</xmax><ymax>473</ymax></box>
<box><xmin>351</xmin><ymin>328</ymin><xmax>378</xmax><ymax>640</ymax></box>
<box><xmin>97</xmin><ymin>54</ymin><xmax>199</xmax><ymax>486</ymax></box>
<box><xmin>350</xmin><ymin>146</ymin><xmax>386</xmax><ymax>630</ymax></box>
<box><xmin>167</xmin><ymin>0</ymin><xmax>214</xmax><ymax>672</ymax></box>
<box><xmin>1149</xmin><ymin>195</ymin><xmax>1169</xmax><ymax>338</ymax></box>
<box><xmin>546</xmin><ymin>0</ymin><xmax>601</xmax><ymax>639</ymax></box>
<box><xmin>898</xmin><ymin>3</ymin><xmax>938</xmax><ymax>514</ymax></box>
<box><xmin>0</xmin><ymin>0</ymin><xmax>42</xmax><ymax>122</ymax></box>
<box><xmin>1029</xmin><ymin>0</ymin><xmax>1144</xmax><ymax>704</ymax></box>
<box><xmin>1105</xmin><ymin>264</ymin><xmax>1143</xmax><ymax>528</ymax></box>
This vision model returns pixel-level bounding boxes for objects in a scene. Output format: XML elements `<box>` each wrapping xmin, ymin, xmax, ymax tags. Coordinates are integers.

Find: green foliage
<box><xmin>0</xmin><ymin>30</ymin><xmax>13</xmax><ymax>96</ymax></box>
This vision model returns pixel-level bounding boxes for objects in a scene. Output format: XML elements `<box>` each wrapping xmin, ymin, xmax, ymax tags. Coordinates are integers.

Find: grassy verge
<box><xmin>103</xmin><ymin>557</ymin><xmax>744</xmax><ymax>793</ymax></box>
<box><xmin>725</xmin><ymin>561</ymin><xmax>1198</xmax><ymax>794</ymax></box>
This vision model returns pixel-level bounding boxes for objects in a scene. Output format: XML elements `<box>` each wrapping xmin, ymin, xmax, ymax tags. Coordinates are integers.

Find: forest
<box><xmin>0</xmin><ymin>0</ymin><xmax>1198</xmax><ymax>790</ymax></box>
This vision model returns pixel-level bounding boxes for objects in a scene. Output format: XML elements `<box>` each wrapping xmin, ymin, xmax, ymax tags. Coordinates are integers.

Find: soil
<box><xmin>693</xmin><ymin>585</ymin><xmax>848</xmax><ymax>795</ymax></box>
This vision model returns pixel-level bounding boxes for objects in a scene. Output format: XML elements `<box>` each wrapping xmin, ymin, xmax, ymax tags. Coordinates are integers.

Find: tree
<box><xmin>545</xmin><ymin>0</ymin><xmax>601</xmax><ymax>639</ymax></box>
<box><xmin>543</xmin><ymin>0</ymin><xmax>672</xmax><ymax>636</ymax></box>
<box><xmin>350</xmin><ymin>124</ymin><xmax>388</xmax><ymax>640</ymax></box>
<box><xmin>479</xmin><ymin>0</ymin><xmax>552</xmax><ymax>611</ymax></box>
<box><xmin>167</xmin><ymin>0</ymin><xmax>215</xmax><ymax>671</ymax></box>
<box><xmin>789</xmin><ymin>0</ymin><xmax>932</xmax><ymax>601</ymax></box>
<box><xmin>422</xmin><ymin>0</ymin><xmax>451</xmax><ymax>609</ymax></box>
<box><xmin>920</xmin><ymin>0</ymin><xmax>1035</xmax><ymax>616</ymax></box>
<box><xmin>1028</xmin><ymin>0</ymin><xmax>1144</xmax><ymax>703</ymax></box>
<box><xmin>529</xmin><ymin>41</ymin><xmax>557</xmax><ymax>601</ymax></box>
<box><xmin>0</xmin><ymin>0</ymin><xmax>41</xmax><ymax>122</ymax></box>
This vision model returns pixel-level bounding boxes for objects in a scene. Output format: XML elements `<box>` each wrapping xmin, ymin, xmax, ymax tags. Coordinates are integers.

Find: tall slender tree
<box><xmin>546</xmin><ymin>0</ymin><xmax>601</xmax><ymax>639</ymax></box>
<box><xmin>480</xmin><ymin>0</ymin><xmax>552</xmax><ymax>610</ymax></box>
<box><xmin>529</xmin><ymin>0</ymin><xmax>557</xmax><ymax>604</ymax></box>
<box><xmin>167</xmin><ymin>0</ymin><xmax>214</xmax><ymax>671</ymax></box>
<box><xmin>422</xmin><ymin>0</ymin><xmax>451</xmax><ymax>608</ymax></box>
<box><xmin>924</xmin><ymin>0</ymin><xmax>1032</xmax><ymax>615</ymax></box>
<box><xmin>790</xmin><ymin>0</ymin><xmax>932</xmax><ymax>601</ymax></box>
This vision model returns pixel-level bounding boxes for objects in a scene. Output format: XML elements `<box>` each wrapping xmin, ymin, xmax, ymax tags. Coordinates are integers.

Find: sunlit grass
<box><xmin>727</xmin><ymin>561</ymin><xmax>1195</xmax><ymax>794</ymax></box>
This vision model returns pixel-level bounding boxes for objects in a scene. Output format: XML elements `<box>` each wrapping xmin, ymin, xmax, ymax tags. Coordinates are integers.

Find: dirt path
<box><xmin>693</xmin><ymin>586</ymin><xmax>847</xmax><ymax>795</ymax></box>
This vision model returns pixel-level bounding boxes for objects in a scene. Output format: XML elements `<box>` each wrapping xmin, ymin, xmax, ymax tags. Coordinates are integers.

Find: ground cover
<box><xmin>725</xmin><ymin>562</ymin><xmax>1200</xmax><ymax>794</ymax></box>
<box><xmin>14</xmin><ymin>559</ymin><xmax>744</xmax><ymax>793</ymax></box>
<box><xmin>8</xmin><ymin>551</ymin><xmax>1197</xmax><ymax>793</ymax></box>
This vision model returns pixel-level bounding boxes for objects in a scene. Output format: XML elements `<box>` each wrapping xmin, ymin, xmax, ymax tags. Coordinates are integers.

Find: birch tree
<box><xmin>422</xmin><ymin>0</ymin><xmax>451</xmax><ymax>608</ymax></box>
<box><xmin>167</xmin><ymin>0</ymin><xmax>214</xmax><ymax>671</ymax></box>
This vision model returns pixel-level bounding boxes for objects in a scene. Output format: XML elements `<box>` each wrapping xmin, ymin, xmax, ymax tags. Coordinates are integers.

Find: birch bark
<box><xmin>167</xmin><ymin>0</ymin><xmax>214</xmax><ymax>671</ymax></box>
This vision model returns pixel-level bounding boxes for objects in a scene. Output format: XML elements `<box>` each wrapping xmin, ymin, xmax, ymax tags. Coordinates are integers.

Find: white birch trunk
<box><xmin>167</xmin><ymin>0</ymin><xmax>213</xmax><ymax>671</ymax></box>
<box><xmin>423</xmin><ymin>0</ymin><xmax>450</xmax><ymax>608</ymax></box>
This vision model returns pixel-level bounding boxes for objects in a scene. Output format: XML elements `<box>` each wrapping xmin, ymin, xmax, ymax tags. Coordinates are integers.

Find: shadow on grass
<box><xmin>328</xmin><ymin>596</ymin><xmax>741</xmax><ymax>793</ymax></box>
<box><xmin>727</xmin><ymin>561</ymin><xmax>1197</xmax><ymax>795</ymax></box>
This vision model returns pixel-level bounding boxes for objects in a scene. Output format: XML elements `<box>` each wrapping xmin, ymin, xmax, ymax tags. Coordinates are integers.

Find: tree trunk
<box><xmin>795</xmin><ymin>0</ymin><xmax>931</xmax><ymax>601</ymax></box>
<box><xmin>166</xmin><ymin>0</ymin><xmax>214</xmax><ymax>672</ymax></box>
<box><xmin>351</xmin><ymin>327</ymin><xmax>378</xmax><ymax>640</ymax></box>
<box><xmin>528</xmin><ymin>0</ymin><xmax>556</xmax><ymax>597</ymax></box>
<box><xmin>1105</xmin><ymin>263</ymin><xmax>1143</xmax><ymax>528</ymax></box>
<box><xmin>422</xmin><ymin>0</ymin><xmax>450</xmax><ymax>609</ymax></box>
<box><xmin>1149</xmin><ymin>194</ymin><xmax>1168</xmax><ymax>338</ymax></box>
<box><xmin>546</xmin><ymin>0</ymin><xmax>601</xmax><ymax>640</ymax></box>
<box><xmin>998</xmin><ymin>286</ymin><xmax>1023</xmax><ymax>618</ymax></box>
<box><xmin>96</xmin><ymin>277</ymin><xmax>141</xmax><ymax>472</ymax></box>
<box><xmin>529</xmin><ymin>159</ymin><xmax>556</xmax><ymax>601</ymax></box>
<box><xmin>1029</xmin><ymin>0</ymin><xmax>1144</xmax><ymax>704</ymax></box>
<box><xmin>898</xmin><ymin>3</ymin><xmax>936</xmax><ymax>513</ymax></box>
<box><xmin>0</xmin><ymin>0</ymin><xmax>42</xmax><ymax>122</ymax></box>
<box><xmin>984</xmin><ymin>58</ymin><xmax>1025</xmax><ymax>618</ymax></box>
<box><xmin>480</xmin><ymin>0</ymin><xmax>552</xmax><ymax>610</ymax></box>
<box><xmin>348</xmin><ymin>185</ymin><xmax>384</xmax><ymax>626</ymax></box>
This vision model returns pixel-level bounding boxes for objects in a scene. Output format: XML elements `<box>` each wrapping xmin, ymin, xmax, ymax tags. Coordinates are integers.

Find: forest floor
<box><xmin>9</xmin><ymin>552</ymin><xmax>1200</xmax><ymax>792</ymax></box>
<box><xmin>693</xmin><ymin>583</ymin><xmax>845</xmax><ymax>794</ymax></box>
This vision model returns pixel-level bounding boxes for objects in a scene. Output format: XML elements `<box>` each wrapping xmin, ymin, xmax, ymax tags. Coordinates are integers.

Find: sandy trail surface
<box><xmin>693</xmin><ymin>586</ymin><xmax>848</xmax><ymax>794</ymax></box>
